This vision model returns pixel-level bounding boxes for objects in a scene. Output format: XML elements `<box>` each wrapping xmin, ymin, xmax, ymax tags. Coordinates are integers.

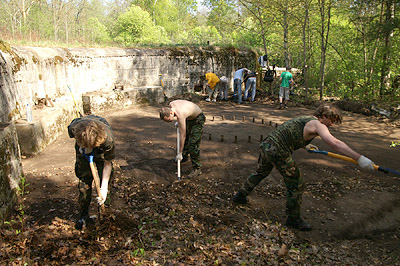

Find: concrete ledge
<box><xmin>0</xmin><ymin>122</ymin><xmax>23</xmax><ymax>224</ymax></box>
<box><xmin>15</xmin><ymin>100</ymin><xmax>77</xmax><ymax>156</ymax></box>
<box><xmin>82</xmin><ymin>86</ymin><xmax>165</xmax><ymax>114</ymax></box>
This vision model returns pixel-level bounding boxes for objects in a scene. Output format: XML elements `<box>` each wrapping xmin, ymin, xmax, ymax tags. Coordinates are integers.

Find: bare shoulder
<box><xmin>304</xmin><ymin>119</ymin><xmax>321</xmax><ymax>140</ymax></box>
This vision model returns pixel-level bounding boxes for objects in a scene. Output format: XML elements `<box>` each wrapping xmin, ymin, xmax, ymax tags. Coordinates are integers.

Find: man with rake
<box><xmin>232</xmin><ymin>103</ymin><xmax>375</xmax><ymax>231</ymax></box>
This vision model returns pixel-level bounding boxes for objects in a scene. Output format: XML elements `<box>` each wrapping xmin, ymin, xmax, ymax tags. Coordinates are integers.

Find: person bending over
<box><xmin>160</xmin><ymin>100</ymin><xmax>205</xmax><ymax>179</ymax></box>
<box><xmin>232</xmin><ymin>103</ymin><xmax>375</xmax><ymax>231</ymax></box>
<box><xmin>68</xmin><ymin>115</ymin><xmax>115</xmax><ymax>229</ymax></box>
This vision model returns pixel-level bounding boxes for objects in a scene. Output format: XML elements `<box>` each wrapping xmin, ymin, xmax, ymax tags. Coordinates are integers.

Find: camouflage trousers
<box><xmin>183</xmin><ymin>113</ymin><xmax>205</xmax><ymax>170</ymax></box>
<box><xmin>75</xmin><ymin>155</ymin><xmax>113</xmax><ymax>217</ymax></box>
<box><xmin>239</xmin><ymin>140</ymin><xmax>303</xmax><ymax>218</ymax></box>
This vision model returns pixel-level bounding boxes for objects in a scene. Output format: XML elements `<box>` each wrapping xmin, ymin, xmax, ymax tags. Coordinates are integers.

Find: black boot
<box><xmin>75</xmin><ymin>213</ymin><xmax>89</xmax><ymax>230</ymax></box>
<box><xmin>181</xmin><ymin>155</ymin><xmax>189</xmax><ymax>163</ymax></box>
<box><xmin>232</xmin><ymin>191</ymin><xmax>248</xmax><ymax>204</ymax></box>
<box><xmin>286</xmin><ymin>217</ymin><xmax>312</xmax><ymax>231</ymax></box>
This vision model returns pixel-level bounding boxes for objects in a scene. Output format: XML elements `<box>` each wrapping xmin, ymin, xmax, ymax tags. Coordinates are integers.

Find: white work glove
<box><xmin>305</xmin><ymin>144</ymin><xmax>319</xmax><ymax>151</ymax></box>
<box><xmin>175</xmin><ymin>153</ymin><xmax>183</xmax><ymax>162</ymax></box>
<box><xmin>97</xmin><ymin>186</ymin><xmax>108</xmax><ymax>205</ymax></box>
<box><xmin>358</xmin><ymin>155</ymin><xmax>375</xmax><ymax>171</ymax></box>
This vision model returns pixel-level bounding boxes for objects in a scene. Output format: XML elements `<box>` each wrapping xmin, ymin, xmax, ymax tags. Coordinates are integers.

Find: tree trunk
<box><xmin>302</xmin><ymin>0</ymin><xmax>310</xmax><ymax>102</ymax></box>
<box><xmin>318</xmin><ymin>0</ymin><xmax>332</xmax><ymax>100</ymax></box>
<box><xmin>283</xmin><ymin>0</ymin><xmax>289</xmax><ymax>67</ymax></box>
<box><xmin>379</xmin><ymin>0</ymin><xmax>394</xmax><ymax>98</ymax></box>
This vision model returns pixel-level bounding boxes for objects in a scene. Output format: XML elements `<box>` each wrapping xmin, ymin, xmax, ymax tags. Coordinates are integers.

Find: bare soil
<box><xmin>1</xmin><ymin>94</ymin><xmax>400</xmax><ymax>265</ymax></box>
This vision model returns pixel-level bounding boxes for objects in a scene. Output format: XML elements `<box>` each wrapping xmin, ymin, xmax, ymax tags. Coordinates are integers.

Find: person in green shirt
<box><xmin>279</xmin><ymin>67</ymin><xmax>294</xmax><ymax>109</ymax></box>
<box><xmin>232</xmin><ymin>103</ymin><xmax>375</xmax><ymax>231</ymax></box>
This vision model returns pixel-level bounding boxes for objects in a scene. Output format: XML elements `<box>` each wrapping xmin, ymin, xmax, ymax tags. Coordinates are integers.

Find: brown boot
<box><xmin>187</xmin><ymin>168</ymin><xmax>202</xmax><ymax>179</ymax></box>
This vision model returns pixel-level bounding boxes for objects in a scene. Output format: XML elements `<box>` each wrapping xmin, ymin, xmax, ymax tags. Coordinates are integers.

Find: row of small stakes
<box><xmin>206</xmin><ymin>115</ymin><xmax>280</xmax><ymax>143</ymax></box>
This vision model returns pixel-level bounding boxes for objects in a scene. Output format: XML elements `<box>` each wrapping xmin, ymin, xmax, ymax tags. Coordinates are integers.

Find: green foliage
<box><xmin>114</xmin><ymin>5</ymin><xmax>169</xmax><ymax>46</ymax></box>
<box><xmin>132</xmin><ymin>248</ymin><xmax>145</xmax><ymax>257</ymax></box>
<box><xmin>87</xmin><ymin>18</ymin><xmax>112</xmax><ymax>44</ymax></box>
<box><xmin>390</xmin><ymin>141</ymin><xmax>400</xmax><ymax>148</ymax></box>
<box><xmin>187</xmin><ymin>25</ymin><xmax>222</xmax><ymax>45</ymax></box>
<box><xmin>0</xmin><ymin>0</ymin><xmax>400</xmax><ymax>103</ymax></box>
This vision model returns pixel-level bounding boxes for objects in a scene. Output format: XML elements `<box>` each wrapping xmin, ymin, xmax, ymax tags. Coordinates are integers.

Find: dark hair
<box><xmin>160</xmin><ymin>107</ymin><xmax>172</xmax><ymax>119</ymax></box>
<box><xmin>313</xmin><ymin>103</ymin><xmax>342</xmax><ymax>124</ymax></box>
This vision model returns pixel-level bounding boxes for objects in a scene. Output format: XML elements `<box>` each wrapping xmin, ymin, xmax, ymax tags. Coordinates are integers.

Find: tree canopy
<box><xmin>0</xmin><ymin>0</ymin><xmax>399</xmax><ymax>102</ymax></box>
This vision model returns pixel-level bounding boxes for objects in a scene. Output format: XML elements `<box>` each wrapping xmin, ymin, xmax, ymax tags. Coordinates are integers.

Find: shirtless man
<box><xmin>160</xmin><ymin>100</ymin><xmax>205</xmax><ymax>179</ymax></box>
<box><xmin>232</xmin><ymin>103</ymin><xmax>375</xmax><ymax>231</ymax></box>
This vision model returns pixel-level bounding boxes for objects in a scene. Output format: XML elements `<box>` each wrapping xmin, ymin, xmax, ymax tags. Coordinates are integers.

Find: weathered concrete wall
<box><xmin>0</xmin><ymin>44</ymin><xmax>256</xmax><ymax>216</ymax></box>
<box><xmin>15</xmin><ymin>100</ymin><xmax>77</xmax><ymax>156</ymax></box>
<box><xmin>1</xmin><ymin>44</ymin><xmax>257</xmax><ymax>123</ymax></box>
<box><xmin>82</xmin><ymin>86</ymin><xmax>164</xmax><ymax>114</ymax></box>
<box><xmin>0</xmin><ymin>122</ymin><xmax>23</xmax><ymax>224</ymax></box>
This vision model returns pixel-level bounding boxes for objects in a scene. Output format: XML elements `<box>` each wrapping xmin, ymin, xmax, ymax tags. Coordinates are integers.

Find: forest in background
<box><xmin>1</xmin><ymin>0</ymin><xmax>400</xmax><ymax>103</ymax></box>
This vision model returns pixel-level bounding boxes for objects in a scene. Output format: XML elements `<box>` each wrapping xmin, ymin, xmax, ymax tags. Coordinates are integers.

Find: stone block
<box><xmin>0</xmin><ymin>122</ymin><xmax>23</xmax><ymax>224</ymax></box>
<box><xmin>15</xmin><ymin>100</ymin><xmax>77</xmax><ymax>156</ymax></box>
<box><xmin>82</xmin><ymin>86</ymin><xmax>165</xmax><ymax>115</ymax></box>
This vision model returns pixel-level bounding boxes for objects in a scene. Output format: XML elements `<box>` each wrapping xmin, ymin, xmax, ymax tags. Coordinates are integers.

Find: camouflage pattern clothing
<box><xmin>182</xmin><ymin>112</ymin><xmax>205</xmax><ymax>170</ymax></box>
<box><xmin>239</xmin><ymin>116</ymin><xmax>317</xmax><ymax>219</ymax></box>
<box><xmin>68</xmin><ymin>115</ymin><xmax>115</xmax><ymax>217</ymax></box>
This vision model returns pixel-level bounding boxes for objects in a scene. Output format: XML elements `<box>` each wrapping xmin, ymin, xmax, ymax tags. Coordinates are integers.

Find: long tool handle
<box><xmin>67</xmin><ymin>85</ymin><xmax>83</xmax><ymax>117</ymax></box>
<box><xmin>308</xmin><ymin>149</ymin><xmax>400</xmax><ymax>176</ymax></box>
<box><xmin>175</xmin><ymin>122</ymin><xmax>181</xmax><ymax>180</ymax></box>
<box><xmin>88</xmin><ymin>155</ymin><xmax>105</xmax><ymax>221</ymax></box>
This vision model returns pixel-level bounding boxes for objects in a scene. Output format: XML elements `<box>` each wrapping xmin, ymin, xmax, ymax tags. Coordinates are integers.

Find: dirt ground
<box><xmin>1</xmin><ymin>94</ymin><xmax>400</xmax><ymax>265</ymax></box>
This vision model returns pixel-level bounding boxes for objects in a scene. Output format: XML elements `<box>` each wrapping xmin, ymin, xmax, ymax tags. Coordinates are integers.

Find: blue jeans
<box><xmin>244</xmin><ymin>78</ymin><xmax>256</xmax><ymax>101</ymax></box>
<box><xmin>233</xmin><ymin>79</ymin><xmax>242</xmax><ymax>103</ymax></box>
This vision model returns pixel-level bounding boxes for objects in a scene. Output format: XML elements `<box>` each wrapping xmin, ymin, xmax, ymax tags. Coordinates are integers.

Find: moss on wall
<box><xmin>0</xmin><ymin>40</ymin><xmax>27</xmax><ymax>74</ymax></box>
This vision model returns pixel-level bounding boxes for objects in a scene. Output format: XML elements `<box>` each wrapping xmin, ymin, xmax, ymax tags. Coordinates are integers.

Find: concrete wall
<box><xmin>1</xmin><ymin>44</ymin><xmax>257</xmax><ymax>123</ymax></box>
<box><xmin>0</xmin><ymin>122</ymin><xmax>23</xmax><ymax>224</ymax></box>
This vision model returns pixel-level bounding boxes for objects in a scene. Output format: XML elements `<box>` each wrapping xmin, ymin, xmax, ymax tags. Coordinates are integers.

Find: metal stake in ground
<box><xmin>175</xmin><ymin>122</ymin><xmax>181</xmax><ymax>180</ymax></box>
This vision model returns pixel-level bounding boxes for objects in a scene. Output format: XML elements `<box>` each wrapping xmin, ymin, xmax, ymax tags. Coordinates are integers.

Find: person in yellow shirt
<box><xmin>205</xmin><ymin>72</ymin><xmax>220</xmax><ymax>102</ymax></box>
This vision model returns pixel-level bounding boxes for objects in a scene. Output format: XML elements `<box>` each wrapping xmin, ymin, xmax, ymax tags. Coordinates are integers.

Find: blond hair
<box><xmin>74</xmin><ymin>120</ymin><xmax>106</xmax><ymax>148</ymax></box>
<box><xmin>159</xmin><ymin>107</ymin><xmax>172</xmax><ymax>120</ymax></box>
<box><xmin>313</xmin><ymin>103</ymin><xmax>342</xmax><ymax>124</ymax></box>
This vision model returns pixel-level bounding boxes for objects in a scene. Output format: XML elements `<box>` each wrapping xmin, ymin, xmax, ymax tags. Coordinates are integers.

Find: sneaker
<box><xmin>187</xmin><ymin>168</ymin><xmax>202</xmax><ymax>179</ymax></box>
<box><xmin>212</xmin><ymin>99</ymin><xmax>216</xmax><ymax>102</ymax></box>
<box><xmin>205</xmin><ymin>98</ymin><xmax>211</xmax><ymax>102</ymax></box>
<box><xmin>278</xmin><ymin>105</ymin><xmax>282</xmax><ymax>109</ymax></box>
<box><xmin>232</xmin><ymin>191</ymin><xmax>248</xmax><ymax>204</ymax></box>
<box><xmin>284</xmin><ymin>105</ymin><xmax>288</xmax><ymax>109</ymax></box>
<box><xmin>286</xmin><ymin>217</ymin><xmax>312</xmax><ymax>231</ymax></box>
